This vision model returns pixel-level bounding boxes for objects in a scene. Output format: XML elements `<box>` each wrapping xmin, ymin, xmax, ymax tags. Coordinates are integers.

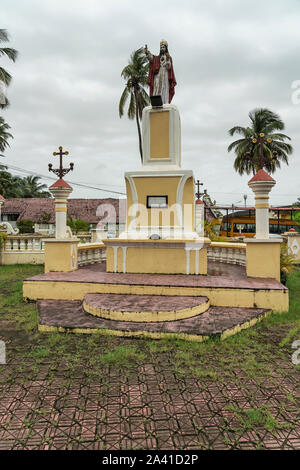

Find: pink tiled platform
<box><xmin>84</xmin><ymin>293</ymin><xmax>208</xmax><ymax>313</ymax></box>
<box><xmin>26</xmin><ymin>262</ymin><xmax>286</xmax><ymax>291</ymax></box>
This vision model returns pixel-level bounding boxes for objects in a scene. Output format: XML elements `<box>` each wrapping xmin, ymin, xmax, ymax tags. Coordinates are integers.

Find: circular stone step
<box><xmin>83</xmin><ymin>293</ymin><xmax>210</xmax><ymax>322</ymax></box>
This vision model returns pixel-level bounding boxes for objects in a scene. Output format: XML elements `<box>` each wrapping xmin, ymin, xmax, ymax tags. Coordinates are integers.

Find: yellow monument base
<box><xmin>44</xmin><ymin>239</ymin><xmax>79</xmax><ymax>273</ymax></box>
<box><xmin>104</xmin><ymin>239</ymin><xmax>210</xmax><ymax>275</ymax></box>
<box><xmin>245</xmin><ymin>239</ymin><xmax>281</xmax><ymax>281</ymax></box>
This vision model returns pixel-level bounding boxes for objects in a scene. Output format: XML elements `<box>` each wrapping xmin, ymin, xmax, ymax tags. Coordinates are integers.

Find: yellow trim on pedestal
<box><xmin>150</xmin><ymin>111</ymin><xmax>169</xmax><ymax>158</ymax></box>
<box><xmin>255</xmin><ymin>203</ymin><xmax>269</xmax><ymax>209</ymax></box>
<box><xmin>55</xmin><ymin>207</ymin><xmax>67</xmax><ymax>212</ymax></box>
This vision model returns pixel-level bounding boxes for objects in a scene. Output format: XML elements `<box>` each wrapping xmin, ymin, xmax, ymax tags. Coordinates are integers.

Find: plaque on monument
<box><xmin>147</xmin><ymin>195</ymin><xmax>168</xmax><ymax>209</ymax></box>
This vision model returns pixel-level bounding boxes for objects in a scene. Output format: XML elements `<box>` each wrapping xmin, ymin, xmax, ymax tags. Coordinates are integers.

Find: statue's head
<box><xmin>160</xmin><ymin>40</ymin><xmax>168</xmax><ymax>55</ymax></box>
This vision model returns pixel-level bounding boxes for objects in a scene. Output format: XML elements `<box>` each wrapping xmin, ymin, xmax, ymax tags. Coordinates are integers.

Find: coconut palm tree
<box><xmin>227</xmin><ymin>108</ymin><xmax>293</xmax><ymax>175</ymax></box>
<box><xmin>20</xmin><ymin>176</ymin><xmax>50</xmax><ymax>198</ymax></box>
<box><xmin>0</xmin><ymin>29</ymin><xmax>18</xmax><ymax>108</ymax></box>
<box><xmin>0</xmin><ymin>116</ymin><xmax>12</xmax><ymax>153</ymax></box>
<box><xmin>119</xmin><ymin>47</ymin><xmax>150</xmax><ymax>160</ymax></box>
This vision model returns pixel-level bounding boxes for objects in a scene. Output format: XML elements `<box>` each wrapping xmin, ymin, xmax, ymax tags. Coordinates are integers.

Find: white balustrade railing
<box><xmin>77</xmin><ymin>243</ymin><xmax>106</xmax><ymax>266</ymax></box>
<box><xmin>1</xmin><ymin>236</ymin><xmax>244</xmax><ymax>268</ymax></box>
<box><xmin>207</xmin><ymin>242</ymin><xmax>246</xmax><ymax>266</ymax></box>
<box><xmin>3</xmin><ymin>235</ymin><xmax>47</xmax><ymax>252</ymax></box>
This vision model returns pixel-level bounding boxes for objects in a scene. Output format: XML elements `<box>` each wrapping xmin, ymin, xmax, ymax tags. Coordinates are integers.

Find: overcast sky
<box><xmin>1</xmin><ymin>0</ymin><xmax>300</xmax><ymax>207</ymax></box>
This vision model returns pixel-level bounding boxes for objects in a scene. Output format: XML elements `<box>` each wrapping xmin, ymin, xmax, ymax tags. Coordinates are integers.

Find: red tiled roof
<box><xmin>248</xmin><ymin>169</ymin><xmax>275</xmax><ymax>183</ymax></box>
<box><xmin>1</xmin><ymin>198</ymin><xmax>125</xmax><ymax>224</ymax></box>
<box><xmin>49</xmin><ymin>178</ymin><xmax>72</xmax><ymax>189</ymax></box>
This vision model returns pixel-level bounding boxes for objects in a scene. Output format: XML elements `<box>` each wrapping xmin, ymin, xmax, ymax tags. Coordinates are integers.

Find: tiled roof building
<box><xmin>1</xmin><ymin>198</ymin><xmax>124</xmax><ymax>224</ymax></box>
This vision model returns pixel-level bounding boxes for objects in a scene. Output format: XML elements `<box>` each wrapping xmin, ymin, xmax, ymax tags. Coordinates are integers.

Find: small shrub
<box><xmin>17</xmin><ymin>219</ymin><xmax>34</xmax><ymax>234</ymax></box>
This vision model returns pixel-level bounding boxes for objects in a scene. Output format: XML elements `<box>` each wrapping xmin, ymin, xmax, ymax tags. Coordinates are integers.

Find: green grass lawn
<box><xmin>0</xmin><ymin>264</ymin><xmax>299</xmax><ymax>385</ymax></box>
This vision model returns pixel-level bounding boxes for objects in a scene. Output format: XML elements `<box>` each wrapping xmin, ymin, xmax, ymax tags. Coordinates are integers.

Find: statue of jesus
<box><xmin>144</xmin><ymin>40</ymin><xmax>176</xmax><ymax>104</ymax></box>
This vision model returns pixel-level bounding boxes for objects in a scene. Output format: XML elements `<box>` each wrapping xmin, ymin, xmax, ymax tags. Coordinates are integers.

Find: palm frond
<box><xmin>0</xmin><ymin>47</ymin><xmax>18</xmax><ymax>62</ymax></box>
<box><xmin>0</xmin><ymin>66</ymin><xmax>12</xmax><ymax>86</ymax></box>
<box><xmin>0</xmin><ymin>30</ymin><xmax>9</xmax><ymax>43</ymax></box>
<box><xmin>127</xmin><ymin>91</ymin><xmax>135</xmax><ymax>120</ymax></box>
<box><xmin>119</xmin><ymin>87</ymin><xmax>129</xmax><ymax>118</ymax></box>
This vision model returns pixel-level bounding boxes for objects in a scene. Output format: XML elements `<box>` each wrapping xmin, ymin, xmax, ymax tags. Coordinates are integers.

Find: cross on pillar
<box><xmin>195</xmin><ymin>179</ymin><xmax>204</xmax><ymax>200</ymax></box>
<box><xmin>48</xmin><ymin>146</ymin><xmax>74</xmax><ymax>179</ymax></box>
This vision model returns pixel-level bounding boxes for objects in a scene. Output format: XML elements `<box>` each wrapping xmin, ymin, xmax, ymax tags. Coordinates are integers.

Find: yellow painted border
<box><xmin>23</xmin><ymin>280</ymin><xmax>289</xmax><ymax>312</ymax></box>
<box><xmin>38</xmin><ymin>324</ymin><xmax>209</xmax><ymax>342</ymax></box>
<box><xmin>82</xmin><ymin>296</ymin><xmax>210</xmax><ymax>322</ymax></box>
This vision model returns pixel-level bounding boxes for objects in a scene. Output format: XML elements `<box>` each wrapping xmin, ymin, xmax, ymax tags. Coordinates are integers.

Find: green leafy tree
<box><xmin>17</xmin><ymin>218</ymin><xmax>34</xmax><ymax>234</ymax></box>
<box><xmin>228</xmin><ymin>108</ymin><xmax>293</xmax><ymax>175</ymax></box>
<box><xmin>119</xmin><ymin>47</ymin><xmax>150</xmax><ymax>160</ymax></box>
<box><xmin>293</xmin><ymin>197</ymin><xmax>300</xmax><ymax>207</ymax></box>
<box><xmin>0</xmin><ymin>165</ymin><xmax>23</xmax><ymax>197</ymax></box>
<box><xmin>67</xmin><ymin>215</ymin><xmax>90</xmax><ymax>234</ymax></box>
<box><xmin>280</xmin><ymin>244</ymin><xmax>296</xmax><ymax>285</ymax></box>
<box><xmin>0</xmin><ymin>168</ymin><xmax>50</xmax><ymax>198</ymax></box>
<box><xmin>0</xmin><ymin>29</ymin><xmax>18</xmax><ymax>109</ymax></box>
<box><xmin>37</xmin><ymin>212</ymin><xmax>51</xmax><ymax>224</ymax></box>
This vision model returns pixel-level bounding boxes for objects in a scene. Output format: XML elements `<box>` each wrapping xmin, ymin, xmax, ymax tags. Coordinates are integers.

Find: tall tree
<box><xmin>0</xmin><ymin>165</ymin><xmax>22</xmax><ymax>197</ymax></box>
<box><xmin>0</xmin><ymin>116</ymin><xmax>12</xmax><ymax>153</ymax></box>
<box><xmin>0</xmin><ymin>169</ymin><xmax>50</xmax><ymax>198</ymax></box>
<box><xmin>0</xmin><ymin>29</ymin><xmax>18</xmax><ymax>109</ymax></box>
<box><xmin>227</xmin><ymin>108</ymin><xmax>293</xmax><ymax>175</ymax></box>
<box><xmin>19</xmin><ymin>176</ymin><xmax>50</xmax><ymax>198</ymax></box>
<box><xmin>119</xmin><ymin>47</ymin><xmax>150</xmax><ymax>160</ymax></box>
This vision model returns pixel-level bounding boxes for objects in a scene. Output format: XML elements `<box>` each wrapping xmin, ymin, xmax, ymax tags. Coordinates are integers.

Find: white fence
<box><xmin>1</xmin><ymin>235</ymin><xmax>46</xmax><ymax>265</ymax></box>
<box><xmin>77</xmin><ymin>243</ymin><xmax>106</xmax><ymax>266</ymax></box>
<box><xmin>207</xmin><ymin>242</ymin><xmax>246</xmax><ymax>266</ymax></box>
<box><xmin>0</xmin><ymin>235</ymin><xmax>246</xmax><ymax>268</ymax></box>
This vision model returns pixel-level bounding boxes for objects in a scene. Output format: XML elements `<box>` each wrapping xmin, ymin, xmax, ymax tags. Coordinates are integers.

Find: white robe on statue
<box><xmin>150</xmin><ymin>54</ymin><xmax>171</xmax><ymax>104</ymax></box>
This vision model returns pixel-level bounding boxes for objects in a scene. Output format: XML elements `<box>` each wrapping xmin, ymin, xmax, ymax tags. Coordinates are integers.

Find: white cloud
<box><xmin>1</xmin><ymin>0</ymin><xmax>300</xmax><ymax>204</ymax></box>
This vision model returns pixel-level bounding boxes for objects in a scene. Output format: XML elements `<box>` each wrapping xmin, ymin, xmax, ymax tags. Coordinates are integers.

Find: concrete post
<box><xmin>245</xmin><ymin>170</ymin><xmax>282</xmax><ymax>281</ymax></box>
<box><xmin>49</xmin><ymin>179</ymin><xmax>73</xmax><ymax>239</ymax></box>
<box><xmin>44</xmin><ymin>178</ymin><xmax>79</xmax><ymax>273</ymax></box>
<box><xmin>195</xmin><ymin>199</ymin><xmax>204</xmax><ymax>237</ymax></box>
<box><xmin>248</xmin><ymin>169</ymin><xmax>276</xmax><ymax>239</ymax></box>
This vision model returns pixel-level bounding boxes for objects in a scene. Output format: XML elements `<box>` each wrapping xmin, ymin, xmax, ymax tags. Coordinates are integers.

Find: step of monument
<box><xmin>82</xmin><ymin>293</ymin><xmax>210</xmax><ymax>322</ymax></box>
<box><xmin>38</xmin><ymin>300</ymin><xmax>271</xmax><ymax>342</ymax></box>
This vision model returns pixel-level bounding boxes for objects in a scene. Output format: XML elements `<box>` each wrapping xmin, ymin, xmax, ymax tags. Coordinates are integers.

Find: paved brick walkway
<box><xmin>0</xmin><ymin>353</ymin><xmax>299</xmax><ymax>450</ymax></box>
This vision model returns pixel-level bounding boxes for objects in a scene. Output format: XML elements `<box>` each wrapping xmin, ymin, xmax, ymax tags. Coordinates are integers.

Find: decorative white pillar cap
<box><xmin>49</xmin><ymin>178</ymin><xmax>73</xmax><ymax>199</ymax></box>
<box><xmin>248</xmin><ymin>169</ymin><xmax>276</xmax><ymax>193</ymax></box>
